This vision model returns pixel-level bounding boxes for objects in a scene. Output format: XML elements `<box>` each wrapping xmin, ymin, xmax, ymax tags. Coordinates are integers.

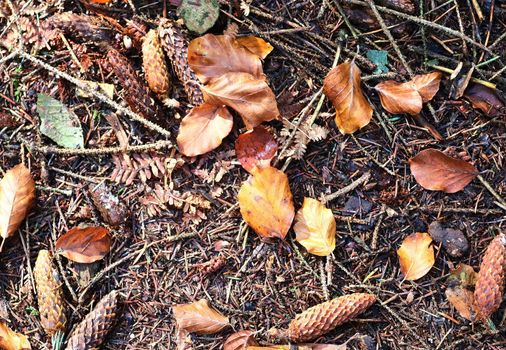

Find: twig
<box><xmin>371</xmin><ymin>204</ymin><xmax>386</xmax><ymax>250</ymax></box>
<box><xmin>322</xmin><ymin>172</ymin><xmax>371</xmax><ymax>203</ymax></box>
<box><xmin>319</xmin><ymin>259</ymin><xmax>330</xmax><ymax>301</ymax></box>
<box><xmin>477</xmin><ymin>175</ymin><xmax>506</xmax><ymax>211</ymax></box>
<box><xmin>351</xmin><ymin>135</ymin><xmax>396</xmax><ymax>176</ymax></box>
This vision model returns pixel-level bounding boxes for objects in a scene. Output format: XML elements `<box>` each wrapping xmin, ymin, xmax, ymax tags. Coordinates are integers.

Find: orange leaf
<box><xmin>0</xmin><ymin>321</ymin><xmax>31</xmax><ymax>350</ymax></box>
<box><xmin>411</xmin><ymin>72</ymin><xmax>442</xmax><ymax>102</ymax></box>
<box><xmin>0</xmin><ymin>164</ymin><xmax>35</xmax><ymax>239</ymax></box>
<box><xmin>235</xmin><ymin>126</ymin><xmax>278</xmax><ymax>173</ymax></box>
<box><xmin>55</xmin><ymin>226</ymin><xmax>111</xmax><ymax>263</ymax></box>
<box><xmin>464</xmin><ymin>84</ymin><xmax>505</xmax><ymax>117</ymax></box>
<box><xmin>177</xmin><ymin>102</ymin><xmax>234</xmax><ymax>156</ymax></box>
<box><xmin>445</xmin><ymin>286</ymin><xmax>477</xmax><ymax>321</ymax></box>
<box><xmin>293</xmin><ymin>197</ymin><xmax>336</xmax><ymax>256</ymax></box>
<box><xmin>89</xmin><ymin>0</ymin><xmax>112</xmax><ymax>3</ymax></box>
<box><xmin>172</xmin><ymin>299</ymin><xmax>230</xmax><ymax>334</ymax></box>
<box><xmin>409</xmin><ymin>149</ymin><xmax>478</xmax><ymax>193</ymax></box>
<box><xmin>397</xmin><ymin>232</ymin><xmax>434</xmax><ymax>281</ymax></box>
<box><xmin>188</xmin><ymin>34</ymin><xmax>264</xmax><ymax>84</ymax></box>
<box><xmin>224</xmin><ymin>330</ymin><xmax>258</xmax><ymax>350</ymax></box>
<box><xmin>238</xmin><ymin>166</ymin><xmax>295</xmax><ymax>240</ymax></box>
<box><xmin>202</xmin><ymin>72</ymin><xmax>279</xmax><ymax>129</ymax></box>
<box><xmin>235</xmin><ymin>36</ymin><xmax>274</xmax><ymax>59</ymax></box>
<box><xmin>323</xmin><ymin>61</ymin><xmax>373</xmax><ymax>134</ymax></box>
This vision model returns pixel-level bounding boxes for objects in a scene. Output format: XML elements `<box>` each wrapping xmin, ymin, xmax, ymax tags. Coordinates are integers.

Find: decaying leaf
<box><xmin>55</xmin><ymin>226</ymin><xmax>111</xmax><ymax>263</ymax></box>
<box><xmin>224</xmin><ymin>330</ymin><xmax>258</xmax><ymax>350</ymax></box>
<box><xmin>446</xmin><ymin>263</ymin><xmax>479</xmax><ymax>320</ymax></box>
<box><xmin>172</xmin><ymin>299</ymin><xmax>230</xmax><ymax>334</ymax></box>
<box><xmin>293</xmin><ymin>197</ymin><xmax>336</xmax><ymax>256</ymax></box>
<box><xmin>235</xmin><ymin>36</ymin><xmax>274</xmax><ymax>59</ymax></box>
<box><xmin>177</xmin><ymin>103</ymin><xmax>234</xmax><ymax>156</ymax></box>
<box><xmin>235</xmin><ymin>126</ymin><xmax>278</xmax><ymax>173</ymax></box>
<box><xmin>448</xmin><ymin>263</ymin><xmax>478</xmax><ymax>288</ymax></box>
<box><xmin>202</xmin><ymin>72</ymin><xmax>279</xmax><ymax>129</ymax></box>
<box><xmin>397</xmin><ymin>232</ymin><xmax>435</xmax><ymax>281</ymax></box>
<box><xmin>238</xmin><ymin>166</ymin><xmax>295</xmax><ymax>240</ymax></box>
<box><xmin>0</xmin><ymin>164</ymin><xmax>36</xmax><ymax>239</ymax></box>
<box><xmin>323</xmin><ymin>61</ymin><xmax>373</xmax><ymax>134</ymax></box>
<box><xmin>0</xmin><ymin>321</ymin><xmax>31</xmax><ymax>350</ymax></box>
<box><xmin>409</xmin><ymin>149</ymin><xmax>478</xmax><ymax>193</ymax></box>
<box><xmin>76</xmin><ymin>80</ymin><xmax>115</xmax><ymax>100</ymax></box>
<box><xmin>464</xmin><ymin>84</ymin><xmax>505</xmax><ymax>117</ymax></box>
<box><xmin>177</xmin><ymin>0</ymin><xmax>220</xmax><ymax>34</ymax></box>
<box><xmin>37</xmin><ymin>93</ymin><xmax>84</xmax><ymax>149</ymax></box>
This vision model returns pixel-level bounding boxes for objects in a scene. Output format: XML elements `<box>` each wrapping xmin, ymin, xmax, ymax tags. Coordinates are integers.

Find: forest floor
<box><xmin>0</xmin><ymin>0</ymin><xmax>505</xmax><ymax>349</ymax></box>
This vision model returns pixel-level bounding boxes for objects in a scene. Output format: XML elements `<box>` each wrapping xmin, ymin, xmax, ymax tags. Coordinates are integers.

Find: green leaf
<box><xmin>366</xmin><ymin>50</ymin><xmax>389</xmax><ymax>74</ymax></box>
<box><xmin>177</xmin><ymin>0</ymin><xmax>219</xmax><ymax>34</ymax></box>
<box><xmin>37</xmin><ymin>93</ymin><xmax>84</xmax><ymax>149</ymax></box>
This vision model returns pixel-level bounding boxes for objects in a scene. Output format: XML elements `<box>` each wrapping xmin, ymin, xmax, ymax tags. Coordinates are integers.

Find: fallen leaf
<box><xmin>397</xmin><ymin>232</ymin><xmax>435</xmax><ymax>281</ymax></box>
<box><xmin>202</xmin><ymin>72</ymin><xmax>279</xmax><ymax>129</ymax></box>
<box><xmin>0</xmin><ymin>322</ymin><xmax>31</xmax><ymax>350</ymax></box>
<box><xmin>177</xmin><ymin>103</ymin><xmax>234</xmax><ymax>156</ymax></box>
<box><xmin>37</xmin><ymin>93</ymin><xmax>84</xmax><ymax>149</ymax></box>
<box><xmin>366</xmin><ymin>49</ymin><xmax>388</xmax><ymax>74</ymax></box>
<box><xmin>177</xmin><ymin>0</ymin><xmax>220</xmax><ymax>34</ymax></box>
<box><xmin>235</xmin><ymin>36</ymin><xmax>274</xmax><ymax>59</ymax></box>
<box><xmin>235</xmin><ymin>126</ymin><xmax>278</xmax><ymax>173</ymax></box>
<box><xmin>411</xmin><ymin>72</ymin><xmax>442</xmax><ymax>102</ymax></box>
<box><xmin>0</xmin><ymin>164</ymin><xmax>35</xmax><ymax>239</ymax></box>
<box><xmin>448</xmin><ymin>263</ymin><xmax>478</xmax><ymax>288</ymax></box>
<box><xmin>323</xmin><ymin>61</ymin><xmax>373</xmax><ymax>134</ymax></box>
<box><xmin>464</xmin><ymin>84</ymin><xmax>505</xmax><ymax>117</ymax></box>
<box><xmin>188</xmin><ymin>34</ymin><xmax>264</xmax><ymax>84</ymax></box>
<box><xmin>55</xmin><ymin>226</ymin><xmax>111</xmax><ymax>263</ymax></box>
<box><xmin>445</xmin><ymin>286</ymin><xmax>476</xmax><ymax>321</ymax></box>
<box><xmin>238</xmin><ymin>166</ymin><xmax>295</xmax><ymax>240</ymax></box>
<box><xmin>409</xmin><ymin>149</ymin><xmax>478</xmax><ymax>193</ymax></box>
<box><xmin>224</xmin><ymin>330</ymin><xmax>258</xmax><ymax>350</ymax></box>
<box><xmin>172</xmin><ymin>299</ymin><xmax>230</xmax><ymax>334</ymax></box>
<box><xmin>76</xmin><ymin>80</ymin><xmax>114</xmax><ymax>100</ymax></box>
<box><xmin>293</xmin><ymin>197</ymin><xmax>336</xmax><ymax>256</ymax></box>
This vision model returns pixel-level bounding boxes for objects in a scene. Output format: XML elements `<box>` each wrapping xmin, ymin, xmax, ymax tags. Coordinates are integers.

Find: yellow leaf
<box><xmin>397</xmin><ymin>232</ymin><xmax>435</xmax><ymax>281</ymax></box>
<box><xmin>293</xmin><ymin>197</ymin><xmax>336</xmax><ymax>256</ymax></box>
<box><xmin>0</xmin><ymin>321</ymin><xmax>31</xmax><ymax>350</ymax></box>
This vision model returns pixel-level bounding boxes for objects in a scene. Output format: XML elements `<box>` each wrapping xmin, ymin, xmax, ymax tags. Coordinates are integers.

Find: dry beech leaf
<box><xmin>323</xmin><ymin>61</ymin><xmax>373</xmax><ymax>134</ymax></box>
<box><xmin>464</xmin><ymin>84</ymin><xmax>505</xmax><ymax>117</ymax></box>
<box><xmin>188</xmin><ymin>34</ymin><xmax>264</xmax><ymax>84</ymax></box>
<box><xmin>293</xmin><ymin>197</ymin><xmax>336</xmax><ymax>256</ymax></box>
<box><xmin>172</xmin><ymin>299</ymin><xmax>230</xmax><ymax>334</ymax></box>
<box><xmin>445</xmin><ymin>286</ymin><xmax>476</xmax><ymax>321</ymax></box>
<box><xmin>0</xmin><ymin>164</ymin><xmax>36</xmax><ymax>239</ymax></box>
<box><xmin>397</xmin><ymin>232</ymin><xmax>435</xmax><ymax>281</ymax></box>
<box><xmin>235</xmin><ymin>36</ymin><xmax>274</xmax><ymax>59</ymax></box>
<box><xmin>235</xmin><ymin>126</ymin><xmax>278</xmax><ymax>173</ymax></box>
<box><xmin>409</xmin><ymin>149</ymin><xmax>478</xmax><ymax>193</ymax></box>
<box><xmin>0</xmin><ymin>322</ymin><xmax>31</xmax><ymax>350</ymax></box>
<box><xmin>177</xmin><ymin>102</ymin><xmax>234</xmax><ymax>156</ymax></box>
<box><xmin>202</xmin><ymin>72</ymin><xmax>279</xmax><ymax>129</ymax></box>
<box><xmin>238</xmin><ymin>166</ymin><xmax>295</xmax><ymax>240</ymax></box>
<box><xmin>55</xmin><ymin>226</ymin><xmax>111</xmax><ymax>263</ymax></box>
<box><xmin>224</xmin><ymin>330</ymin><xmax>258</xmax><ymax>350</ymax></box>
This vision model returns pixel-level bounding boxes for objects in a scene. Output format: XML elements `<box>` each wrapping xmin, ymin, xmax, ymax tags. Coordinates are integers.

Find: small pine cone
<box><xmin>159</xmin><ymin>19</ymin><xmax>204</xmax><ymax>106</ymax></box>
<box><xmin>142</xmin><ymin>29</ymin><xmax>173</xmax><ymax>104</ymax></box>
<box><xmin>106</xmin><ymin>48</ymin><xmax>162</xmax><ymax>121</ymax></box>
<box><xmin>124</xmin><ymin>18</ymin><xmax>148</xmax><ymax>49</ymax></box>
<box><xmin>65</xmin><ymin>290</ymin><xmax>120</xmax><ymax>350</ymax></box>
<box><xmin>33</xmin><ymin>250</ymin><xmax>67</xmax><ymax>335</ymax></box>
<box><xmin>474</xmin><ymin>234</ymin><xmax>506</xmax><ymax>320</ymax></box>
<box><xmin>48</xmin><ymin>12</ymin><xmax>113</xmax><ymax>44</ymax></box>
<box><xmin>286</xmin><ymin>293</ymin><xmax>376</xmax><ymax>342</ymax></box>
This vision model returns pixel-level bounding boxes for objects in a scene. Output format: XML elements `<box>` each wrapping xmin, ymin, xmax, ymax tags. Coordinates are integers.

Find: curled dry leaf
<box><xmin>464</xmin><ymin>84</ymin><xmax>505</xmax><ymax>117</ymax></box>
<box><xmin>202</xmin><ymin>72</ymin><xmax>280</xmax><ymax>129</ymax></box>
<box><xmin>293</xmin><ymin>197</ymin><xmax>336</xmax><ymax>256</ymax></box>
<box><xmin>177</xmin><ymin>103</ymin><xmax>234</xmax><ymax>156</ymax></box>
<box><xmin>323</xmin><ymin>61</ymin><xmax>373</xmax><ymax>134</ymax></box>
<box><xmin>224</xmin><ymin>330</ymin><xmax>258</xmax><ymax>350</ymax></box>
<box><xmin>172</xmin><ymin>299</ymin><xmax>230</xmax><ymax>334</ymax></box>
<box><xmin>55</xmin><ymin>226</ymin><xmax>111</xmax><ymax>263</ymax></box>
<box><xmin>397</xmin><ymin>232</ymin><xmax>435</xmax><ymax>281</ymax></box>
<box><xmin>0</xmin><ymin>164</ymin><xmax>36</xmax><ymax>239</ymax></box>
<box><xmin>235</xmin><ymin>126</ymin><xmax>278</xmax><ymax>173</ymax></box>
<box><xmin>238</xmin><ymin>166</ymin><xmax>295</xmax><ymax>240</ymax></box>
<box><xmin>0</xmin><ymin>321</ymin><xmax>31</xmax><ymax>350</ymax></box>
<box><xmin>235</xmin><ymin>36</ymin><xmax>274</xmax><ymax>59</ymax></box>
<box><xmin>409</xmin><ymin>149</ymin><xmax>478</xmax><ymax>193</ymax></box>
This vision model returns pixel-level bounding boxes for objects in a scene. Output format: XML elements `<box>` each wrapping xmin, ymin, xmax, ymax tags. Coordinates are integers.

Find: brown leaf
<box><xmin>55</xmin><ymin>226</ymin><xmax>111</xmax><ymax>263</ymax></box>
<box><xmin>448</xmin><ymin>263</ymin><xmax>478</xmax><ymax>288</ymax></box>
<box><xmin>464</xmin><ymin>84</ymin><xmax>505</xmax><ymax>117</ymax></box>
<box><xmin>411</xmin><ymin>72</ymin><xmax>442</xmax><ymax>102</ymax></box>
<box><xmin>323</xmin><ymin>61</ymin><xmax>373</xmax><ymax>134</ymax></box>
<box><xmin>224</xmin><ymin>330</ymin><xmax>258</xmax><ymax>350</ymax></box>
<box><xmin>188</xmin><ymin>34</ymin><xmax>264</xmax><ymax>84</ymax></box>
<box><xmin>397</xmin><ymin>232</ymin><xmax>435</xmax><ymax>281</ymax></box>
<box><xmin>172</xmin><ymin>299</ymin><xmax>230</xmax><ymax>334</ymax></box>
<box><xmin>445</xmin><ymin>286</ymin><xmax>476</xmax><ymax>321</ymax></box>
<box><xmin>409</xmin><ymin>149</ymin><xmax>478</xmax><ymax>193</ymax></box>
<box><xmin>238</xmin><ymin>166</ymin><xmax>295</xmax><ymax>240</ymax></box>
<box><xmin>235</xmin><ymin>126</ymin><xmax>278</xmax><ymax>173</ymax></box>
<box><xmin>0</xmin><ymin>164</ymin><xmax>36</xmax><ymax>239</ymax></box>
<box><xmin>0</xmin><ymin>321</ymin><xmax>31</xmax><ymax>350</ymax></box>
<box><xmin>202</xmin><ymin>72</ymin><xmax>279</xmax><ymax>129</ymax></box>
<box><xmin>293</xmin><ymin>197</ymin><xmax>336</xmax><ymax>256</ymax></box>
<box><xmin>177</xmin><ymin>103</ymin><xmax>234</xmax><ymax>156</ymax></box>
<box><xmin>235</xmin><ymin>36</ymin><xmax>274</xmax><ymax>59</ymax></box>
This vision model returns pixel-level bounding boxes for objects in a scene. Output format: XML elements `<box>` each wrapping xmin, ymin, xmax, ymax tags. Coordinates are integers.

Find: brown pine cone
<box><xmin>474</xmin><ymin>234</ymin><xmax>506</xmax><ymax>320</ymax></box>
<box><xmin>33</xmin><ymin>250</ymin><xmax>67</xmax><ymax>335</ymax></box>
<box><xmin>124</xmin><ymin>18</ymin><xmax>148</xmax><ymax>49</ymax></box>
<box><xmin>48</xmin><ymin>12</ymin><xmax>114</xmax><ymax>45</ymax></box>
<box><xmin>65</xmin><ymin>290</ymin><xmax>120</xmax><ymax>350</ymax></box>
<box><xmin>279</xmin><ymin>293</ymin><xmax>376</xmax><ymax>342</ymax></box>
<box><xmin>159</xmin><ymin>19</ymin><xmax>204</xmax><ymax>106</ymax></box>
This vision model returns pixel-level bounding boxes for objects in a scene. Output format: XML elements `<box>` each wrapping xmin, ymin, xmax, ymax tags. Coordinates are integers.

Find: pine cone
<box><xmin>106</xmin><ymin>48</ymin><xmax>162</xmax><ymax>121</ymax></box>
<box><xmin>48</xmin><ymin>12</ymin><xmax>114</xmax><ymax>44</ymax></box>
<box><xmin>282</xmin><ymin>293</ymin><xmax>376</xmax><ymax>342</ymax></box>
<box><xmin>159</xmin><ymin>19</ymin><xmax>204</xmax><ymax>106</ymax></box>
<box><xmin>124</xmin><ymin>18</ymin><xmax>148</xmax><ymax>49</ymax></box>
<box><xmin>474</xmin><ymin>234</ymin><xmax>506</xmax><ymax>320</ymax></box>
<box><xmin>65</xmin><ymin>290</ymin><xmax>120</xmax><ymax>350</ymax></box>
<box><xmin>33</xmin><ymin>250</ymin><xmax>67</xmax><ymax>335</ymax></box>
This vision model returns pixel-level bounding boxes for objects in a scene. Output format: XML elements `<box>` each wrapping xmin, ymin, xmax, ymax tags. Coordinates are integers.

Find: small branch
<box><xmin>477</xmin><ymin>175</ymin><xmax>506</xmax><ymax>211</ymax></box>
<box><xmin>322</xmin><ymin>172</ymin><xmax>371</xmax><ymax>203</ymax></box>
